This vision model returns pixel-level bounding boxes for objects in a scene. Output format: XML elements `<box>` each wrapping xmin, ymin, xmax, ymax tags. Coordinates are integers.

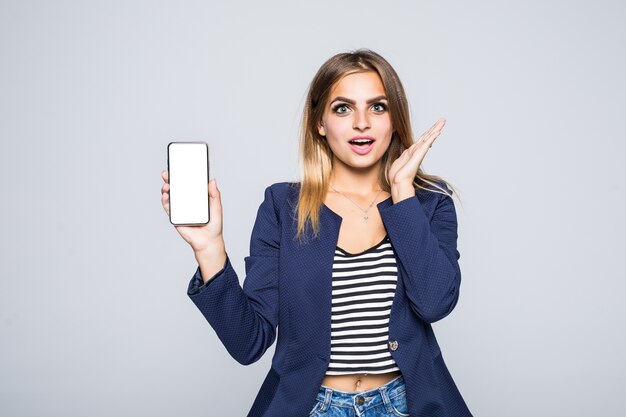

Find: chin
<box><xmin>346</xmin><ymin>157</ymin><xmax>383</xmax><ymax>170</ymax></box>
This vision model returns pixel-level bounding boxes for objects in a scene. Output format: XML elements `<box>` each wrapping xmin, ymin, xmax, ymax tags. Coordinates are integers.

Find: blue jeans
<box><xmin>309</xmin><ymin>374</ymin><xmax>409</xmax><ymax>416</ymax></box>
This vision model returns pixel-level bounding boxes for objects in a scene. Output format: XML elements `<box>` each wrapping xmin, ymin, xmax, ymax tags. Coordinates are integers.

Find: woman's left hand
<box><xmin>387</xmin><ymin>118</ymin><xmax>446</xmax><ymax>202</ymax></box>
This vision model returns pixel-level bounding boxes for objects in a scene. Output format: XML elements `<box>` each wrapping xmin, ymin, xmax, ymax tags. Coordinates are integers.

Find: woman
<box><xmin>161</xmin><ymin>49</ymin><xmax>473</xmax><ymax>417</ymax></box>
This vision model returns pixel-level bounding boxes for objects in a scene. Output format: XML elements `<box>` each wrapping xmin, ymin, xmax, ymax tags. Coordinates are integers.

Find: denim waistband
<box><xmin>314</xmin><ymin>374</ymin><xmax>406</xmax><ymax>413</ymax></box>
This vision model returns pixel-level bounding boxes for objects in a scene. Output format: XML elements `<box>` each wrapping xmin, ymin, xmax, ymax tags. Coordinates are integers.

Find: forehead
<box><xmin>329</xmin><ymin>71</ymin><xmax>386</xmax><ymax>99</ymax></box>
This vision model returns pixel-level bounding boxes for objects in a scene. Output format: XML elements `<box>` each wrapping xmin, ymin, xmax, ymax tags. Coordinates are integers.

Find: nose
<box><xmin>353</xmin><ymin>108</ymin><xmax>370</xmax><ymax>131</ymax></box>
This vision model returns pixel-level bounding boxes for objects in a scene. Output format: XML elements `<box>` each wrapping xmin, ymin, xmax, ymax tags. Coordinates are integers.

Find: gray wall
<box><xmin>1</xmin><ymin>1</ymin><xmax>624</xmax><ymax>416</ymax></box>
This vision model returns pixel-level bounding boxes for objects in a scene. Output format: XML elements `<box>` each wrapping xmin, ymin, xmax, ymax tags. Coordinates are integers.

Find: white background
<box><xmin>1</xmin><ymin>1</ymin><xmax>624</xmax><ymax>416</ymax></box>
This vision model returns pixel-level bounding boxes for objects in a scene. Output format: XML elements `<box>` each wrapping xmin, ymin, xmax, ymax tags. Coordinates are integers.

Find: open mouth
<box><xmin>348</xmin><ymin>138</ymin><xmax>375</xmax><ymax>146</ymax></box>
<box><xmin>348</xmin><ymin>137</ymin><xmax>375</xmax><ymax>155</ymax></box>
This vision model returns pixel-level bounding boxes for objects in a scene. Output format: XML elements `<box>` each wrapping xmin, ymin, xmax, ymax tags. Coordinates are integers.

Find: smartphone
<box><xmin>167</xmin><ymin>142</ymin><xmax>210</xmax><ymax>226</ymax></box>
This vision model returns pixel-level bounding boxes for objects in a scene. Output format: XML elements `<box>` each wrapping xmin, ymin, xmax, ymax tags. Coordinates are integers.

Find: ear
<box><xmin>318</xmin><ymin>120</ymin><xmax>326</xmax><ymax>137</ymax></box>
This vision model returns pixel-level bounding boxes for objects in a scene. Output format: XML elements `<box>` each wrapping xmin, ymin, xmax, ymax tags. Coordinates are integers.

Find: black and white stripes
<box><xmin>325</xmin><ymin>234</ymin><xmax>401</xmax><ymax>375</ymax></box>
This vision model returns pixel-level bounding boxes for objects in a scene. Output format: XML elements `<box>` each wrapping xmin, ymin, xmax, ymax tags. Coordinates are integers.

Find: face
<box><xmin>318</xmin><ymin>71</ymin><xmax>393</xmax><ymax>172</ymax></box>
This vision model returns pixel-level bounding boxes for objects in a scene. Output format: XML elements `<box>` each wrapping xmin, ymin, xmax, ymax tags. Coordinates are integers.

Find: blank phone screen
<box><xmin>167</xmin><ymin>142</ymin><xmax>209</xmax><ymax>225</ymax></box>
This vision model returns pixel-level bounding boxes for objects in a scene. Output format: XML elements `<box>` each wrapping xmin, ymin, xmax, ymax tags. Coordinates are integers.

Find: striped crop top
<box><xmin>324</xmin><ymin>234</ymin><xmax>401</xmax><ymax>375</ymax></box>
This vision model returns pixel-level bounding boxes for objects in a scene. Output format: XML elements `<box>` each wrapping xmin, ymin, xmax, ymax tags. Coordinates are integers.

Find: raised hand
<box><xmin>387</xmin><ymin>118</ymin><xmax>446</xmax><ymax>202</ymax></box>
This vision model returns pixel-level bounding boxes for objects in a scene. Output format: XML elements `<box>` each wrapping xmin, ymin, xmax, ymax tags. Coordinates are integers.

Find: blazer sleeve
<box><xmin>186</xmin><ymin>185</ymin><xmax>280</xmax><ymax>365</ymax></box>
<box><xmin>378</xmin><ymin>185</ymin><xmax>461</xmax><ymax>323</ymax></box>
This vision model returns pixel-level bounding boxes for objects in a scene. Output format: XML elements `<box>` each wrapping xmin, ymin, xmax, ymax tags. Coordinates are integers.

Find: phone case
<box><xmin>167</xmin><ymin>141</ymin><xmax>210</xmax><ymax>226</ymax></box>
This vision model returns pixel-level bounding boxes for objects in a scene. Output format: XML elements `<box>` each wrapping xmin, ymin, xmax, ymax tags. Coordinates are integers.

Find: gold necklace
<box><xmin>330</xmin><ymin>185</ymin><xmax>383</xmax><ymax>223</ymax></box>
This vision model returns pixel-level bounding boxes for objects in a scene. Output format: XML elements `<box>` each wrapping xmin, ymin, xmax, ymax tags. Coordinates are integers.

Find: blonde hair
<box><xmin>296</xmin><ymin>49</ymin><xmax>456</xmax><ymax>241</ymax></box>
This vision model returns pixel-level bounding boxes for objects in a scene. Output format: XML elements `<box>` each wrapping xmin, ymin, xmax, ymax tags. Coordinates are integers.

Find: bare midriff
<box><xmin>321</xmin><ymin>370</ymin><xmax>402</xmax><ymax>392</ymax></box>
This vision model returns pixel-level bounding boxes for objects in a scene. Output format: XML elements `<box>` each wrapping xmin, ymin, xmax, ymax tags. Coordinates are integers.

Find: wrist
<box><xmin>194</xmin><ymin>245</ymin><xmax>228</xmax><ymax>285</ymax></box>
<box><xmin>194</xmin><ymin>243</ymin><xmax>226</xmax><ymax>264</ymax></box>
<box><xmin>390</xmin><ymin>182</ymin><xmax>415</xmax><ymax>204</ymax></box>
<box><xmin>192</xmin><ymin>237</ymin><xmax>225</xmax><ymax>256</ymax></box>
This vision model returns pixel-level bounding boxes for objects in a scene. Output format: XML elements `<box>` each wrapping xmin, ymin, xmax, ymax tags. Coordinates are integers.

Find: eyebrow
<box><xmin>330</xmin><ymin>95</ymin><xmax>388</xmax><ymax>105</ymax></box>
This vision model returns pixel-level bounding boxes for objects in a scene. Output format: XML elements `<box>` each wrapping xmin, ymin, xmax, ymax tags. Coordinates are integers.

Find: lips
<box><xmin>348</xmin><ymin>136</ymin><xmax>375</xmax><ymax>155</ymax></box>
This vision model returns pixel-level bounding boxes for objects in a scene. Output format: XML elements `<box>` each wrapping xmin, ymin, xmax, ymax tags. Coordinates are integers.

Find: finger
<box><xmin>424</xmin><ymin>128</ymin><xmax>442</xmax><ymax>145</ymax></box>
<box><xmin>423</xmin><ymin>120</ymin><xmax>440</xmax><ymax>137</ymax></box>
<box><xmin>161</xmin><ymin>169</ymin><xmax>169</xmax><ymax>183</ymax></box>
<box><xmin>413</xmin><ymin>132</ymin><xmax>440</xmax><ymax>162</ymax></box>
<box><xmin>427</xmin><ymin>118</ymin><xmax>446</xmax><ymax>138</ymax></box>
<box><xmin>410</xmin><ymin>123</ymin><xmax>445</xmax><ymax>162</ymax></box>
<box><xmin>418</xmin><ymin>119</ymin><xmax>446</xmax><ymax>146</ymax></box>
<box><xmin>407</xmin><ymin>138</ymin><xmax>424</xmax><ymax>156</ymax></box>
<box><xmin>418</xmin><ymin>118</ymin><xmax>446</xmax><ymax>143</ymax></box>
<box><xmin>208</xmin><ymin>178</ymin><xmax>223</xmax><ymax>229</ymax></box>
<box><xmin>417</xmin><ymin>120</ymin><xmax>439</xmax><ymax>142</ymax></box>
<box><xmin>429</xmin><ymin>117</ymin><xmax>446</xmax><ymax>131</ymax></box>
<box><xmin>161</xmin><ymin>192</ymin><xmax>170</xmax><ymax>215</ymax></box>
<box><xmin>161</xmin><ymin>183</ymin><xmax>170</xmax><ymax>194</ymax></box>
<box><xmin>399</xmin><ymin>147</ymin><xmax>412</xmax><ymax>161</ymax></box>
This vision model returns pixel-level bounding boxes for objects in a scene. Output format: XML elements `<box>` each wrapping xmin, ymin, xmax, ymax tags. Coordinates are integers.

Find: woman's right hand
<box><xmin>160</xmin><ymin>169</ymin><xmax>225</xmax><ymax>254</ymax></box>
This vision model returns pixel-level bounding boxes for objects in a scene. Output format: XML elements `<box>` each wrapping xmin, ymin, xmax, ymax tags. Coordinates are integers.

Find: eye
<box><xmin>371</xmin><ymin>102</ymin><xmax>388</xmax><ymax>113</ymax></box>
<box><xmin>331</xmin><ymin>103</ymin><xmax>350</xmax><ymax>115</ymax></box>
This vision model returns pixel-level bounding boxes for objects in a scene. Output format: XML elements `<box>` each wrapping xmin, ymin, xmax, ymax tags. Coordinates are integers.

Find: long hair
<box><xmin>296</xmin><ymin>49</ymin><xmax>456</xmax><ymax>241</ymax></box>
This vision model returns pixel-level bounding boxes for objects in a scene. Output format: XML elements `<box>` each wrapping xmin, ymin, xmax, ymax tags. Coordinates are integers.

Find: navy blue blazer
<box><xmin>187</xmin><ymin>181</ymin><xmax>473</xmax><ymax>417</ymax></box>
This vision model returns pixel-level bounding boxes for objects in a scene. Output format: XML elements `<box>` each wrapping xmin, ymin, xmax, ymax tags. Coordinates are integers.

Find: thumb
<box><xmin>208</xmin><ymin>178</ymin><xmax>222</xmax><ymax>223</ymax></box>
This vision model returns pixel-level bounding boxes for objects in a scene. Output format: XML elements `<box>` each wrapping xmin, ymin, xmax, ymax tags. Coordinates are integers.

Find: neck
<box><xmin>329</xmin><ymin>159</ymin><xmax>383</xmax><ymax>197</ymax></box>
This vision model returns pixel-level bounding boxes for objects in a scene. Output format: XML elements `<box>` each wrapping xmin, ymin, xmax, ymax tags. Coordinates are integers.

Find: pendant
<box><xmin>363</xmin><ymin>214</ymin><xmax>369</xmax><ymax>222</ymax></box>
